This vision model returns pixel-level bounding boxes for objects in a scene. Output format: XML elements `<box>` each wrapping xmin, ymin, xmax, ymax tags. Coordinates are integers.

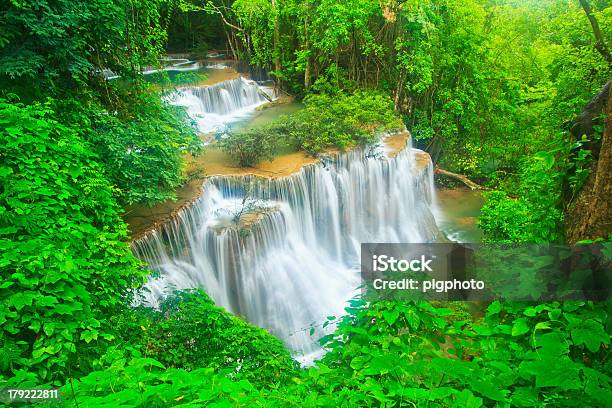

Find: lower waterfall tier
<box><xmin>132</xmin><ymin>137</ymin><xmax>439</xmax><ymax>362</ymax></box>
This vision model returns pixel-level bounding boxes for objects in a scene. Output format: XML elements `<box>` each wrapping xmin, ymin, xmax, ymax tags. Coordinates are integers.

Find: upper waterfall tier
<box><xmin>167</xmin><ymin>77</ymin><xmax>270</xmax><ymax>133</ymax></box>
<box><xmin>132</xmin><ymin>134</ymin><xmax>439</xmax><ymax>363</ymax></box>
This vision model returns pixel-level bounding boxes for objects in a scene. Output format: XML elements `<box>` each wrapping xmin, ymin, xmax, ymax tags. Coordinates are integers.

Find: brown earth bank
<box><xmin>194</xmin><ymin>67</ymin><xmax>240</xmax><ymax>86</ymax></box>
<box><xmin>123</xmin><ymin>131</ymin><xmax>430</xmax><ymax>241</ymax></box>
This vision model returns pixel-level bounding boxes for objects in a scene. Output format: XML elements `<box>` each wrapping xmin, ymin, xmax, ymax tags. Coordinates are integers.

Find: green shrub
<box><xmin>308</xmin><ymin>296</ymin><xmax>611</xmax><ymax>407</ymax></box>
<box><xmin>221</xmin><ymin>126</ymin><xmax>283</xmax><ymax>167</ymax></box>
<box><xmin>60</xmin><ymin>295</ymin><xmax>611</xmax><ymax>407</ymax></box>
<box><xmin>112</xmin><ymin>289</ymin><xmax>297</xmax><ymax>385</ymax></box>
<box><xmin>87</xmin><ymin>93</ymin><xmax>203</xmax><ymax>205</ymax></box>
<box><xmin>480</xmin><ymin>149</ymin><xmax>565</xmax><ymax>243</ymax></box>
<box><xmin>222</xmin><ymin>90</ymin><xmax>403</xmax><ymax>166</ymax></box>
<box><xmin>54</xmin><ymin>89</ymin><xmax>203</xmax><ymax>206</ymax></box>
<box><xmin>63</xmin><ymin>358</ymin><xmax>265</xmax><ymax>407</ymax></box>
<box><xmin>289</xmin><ymin>90</ymin><xmax>403</xmax><ymax>155</ymax></box>
<box><xmin>0</xmin><ymin>99</ymin><xmax>146</xmax><ymax>383</ymax></box>
<box><xmin>146</xmin><ymin>71</ymin><xmax>209</xmax><ymax>88</ymax></box>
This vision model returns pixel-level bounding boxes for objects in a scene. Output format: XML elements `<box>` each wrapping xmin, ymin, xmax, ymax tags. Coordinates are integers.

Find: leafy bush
<box><xmin>91</xmin><ymin>95</ymin><xmax>202</xmax><ymax>205</ymax></box>
<box><xmin>287</xmin><ymin>90</ymin><xmax>403</xmax><ymax>155</ymax></box>
<box><xmin>221</xmin><ymin>126</ymin><xmax>283</xmax><ymax>167</ymax></box>
<box><xmin>52</xmin><ymin>91</ymin><xmax>203</xmax><ymax>205</ymax></box>
<box><xmin>309</xmin><ymin>297</ymin><xmax>611</xmax><ymax>407</ymax></box>
<box><xmin>222</xmin><ymin>90</ymin><xmax>403</xmax><ymax>166</ymax></box>
<box><xmin>112</xmin><ymin>290</ymin><xmax>297</xmax><ymax>385</ymax></box>
<box><xmin>0</xmin><ymin>99</ymin><xmax>146</xmax><ymax>383</ymax></box>
<box><xmin>190</xmin><ymin>41</ymin><xmax>210</xmax><ymax>61</ymax></box>
<box><xmin>64</xmin><ymin>358</ymin><xmax>264</xmax><ymax>407</ymax></box>
<box><xmin>479</xmin><ymin>191</ymin><xmax>533</xmax><ymax>243</ymax></box>
<box><xmin>60</xmin><ymin>296</ymin><xmax>611</xmax><ymax>407</ymax></box>
<box><xmin>146</xmin><ymin>71</ymin><xmax>209</xmax><ymax>87</ymax></box>
<box><xmin>480</xmin><ymin>149</ymin><xmax>565</xmax><ymax>243</ymax></box>
<box><xmin>172</xmin><ymin>72</ymin><xmax>207</xmax><ymax>86</ymax></box>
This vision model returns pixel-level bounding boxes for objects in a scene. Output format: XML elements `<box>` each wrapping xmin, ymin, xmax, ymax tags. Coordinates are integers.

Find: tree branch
<box><xmin>434</xmin><ymin>167</ymin><xmax>486</xmax><ymax>190</ymax></box>
<box><xmin>206</xmin><ymin>2</ymin><xmax>244</xmax><ymax>33</ymax></box>
<box><xmin>578</xmin><ymin>0</ymin><xmax>612</xmax><ymax>66</ymax></box>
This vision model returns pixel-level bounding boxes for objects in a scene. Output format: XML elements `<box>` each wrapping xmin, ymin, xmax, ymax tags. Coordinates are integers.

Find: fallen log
<box><xmin>434</xmin><ymin>167</ymin><xmax>485</xmax><ymax>190</ymax></box>
<box><xmin>257</xmin><ymin>87</ymin><xmax>273</xmax><ymax>102</ymax></box>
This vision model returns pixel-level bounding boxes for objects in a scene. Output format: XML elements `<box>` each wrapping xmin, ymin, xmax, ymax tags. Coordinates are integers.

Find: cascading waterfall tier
<box><xmin>132</xmin><ymin>136</ymin><xmax>439</xmax><ymax>363</ymax></box>
<box><xmin>167</xmin><ymin>77</ymin><xmax>270</xmax><ymax>133</ymax></box>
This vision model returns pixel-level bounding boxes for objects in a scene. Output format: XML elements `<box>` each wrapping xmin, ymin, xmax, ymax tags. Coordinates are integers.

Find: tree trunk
<box><xmin>302</xmin><ymin>1</ymin><xmax>311</xmax><ymax>90</ymax></box>
<box><xmin>225</xmin><ymin>30</ymin><xmax>237</xmax><ymax>60</ymax></box>
<box><xmin>272</xmin><ymin>0</ymin><xmax>281</xmax><ymax>90</ymax></box>
<box><xmin>394</xmin><ymin>68</ymin><xmax>405</xmax><ymax>111</ymax></box>
<box><xmin>304</xmin><ymin>54</ymin><xmax>311</xmax><ymax>90</ymax></box>
<box><xmin>578</xmin><ymin>0</ymin><xmax>612</xmax><ymax>66</ymax></box>
<box><xmin>565</xmin><ymin>80</ymin><xmax>612</xmax><ymax>243</ymax></box>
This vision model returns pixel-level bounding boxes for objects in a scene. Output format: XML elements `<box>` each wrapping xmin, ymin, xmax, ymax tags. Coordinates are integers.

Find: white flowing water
<box><xmin>142</xmin><ymin>59</ymin><xmax>201</xmax><ymax>75</ymax></box>
<box><xmin>167</xmin><ymin>77</ymin><xmax>270</xmax><ymax>134</ymax></box>
<box><xmin>132</xmin><ymin>138</ymin><xmax>440</xmax><ymax>363</ymax></box>
<box><xmin>101</xmin><ymin>58</ymin><xmax>201</xmax><ymax>80</ymax></box>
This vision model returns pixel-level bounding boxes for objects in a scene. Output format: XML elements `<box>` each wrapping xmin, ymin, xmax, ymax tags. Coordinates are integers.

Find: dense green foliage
<box><xmin>84</xmin><ymin>95</ymin><xmax>202</xmax><ymax>204</ymax></box>
<box><xmin>479</xmin><ymin>148</ymin><xmax>568</xmax><ymax>243</ymax></box>
<box><xmin>283</xmin><ymin>91</ymin><xmax>404</xmax><ymax>154</ymax></box>
<box><xmin>58</xmin><ymin>297</ymin><xmax>611</xmax><ymax>406</ymax></box>
<box><xmin>0</xmin><ymin>0</ymin><xmax>201</xmax><ymax>390</ymax></box>
<box><xmin>220</xmin><ymin>125</ymin><xmax>281</xmax><ymax>167</ymax></box>
<box><xmin>186</xmin><ymin>0</ymin><xmax>608</xmax><ymax>176</ymax></box>
<box><xmin>0</xmin><ymin>0</ymin><xmax>202</xmax><ymax>205</ymax></box>
<box><xmin>0</xmin><ymin>0</ymin><xmax>168</xmax><ymax>95</ymax></box>
<box><xmin>222</xmin><ymin>90</ymin><xmax>403</xmax><ymax>165</ymax></box>
<box><xmin>1</xmin><ymin>0</ymin><xmax>610</xmax><ymax>406</ymax></box>
<box><xmin>474</xmin><ymin>1</ymin><xmax>610</xmax><ymax>243</ymax></box>
<box><xmin>0</xmin><ymin>99</ymin><xmax>145</xmax><ymax>383</ymax></box>
<box><xmin>112</xmin><ymin>289</ymin><xmax>296</xmax><ymax>383</ymax></box>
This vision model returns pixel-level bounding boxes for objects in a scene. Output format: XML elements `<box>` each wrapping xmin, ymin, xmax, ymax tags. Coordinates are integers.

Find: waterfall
<box><xmin>168</xmin><ymin>77</ymin><xmax>270</xmax><ymax>133</ymax></box>
<box><xmin>132</xmin><ymin>137</ymin><xmax>439</xmax><ymax>363</ymax></box>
